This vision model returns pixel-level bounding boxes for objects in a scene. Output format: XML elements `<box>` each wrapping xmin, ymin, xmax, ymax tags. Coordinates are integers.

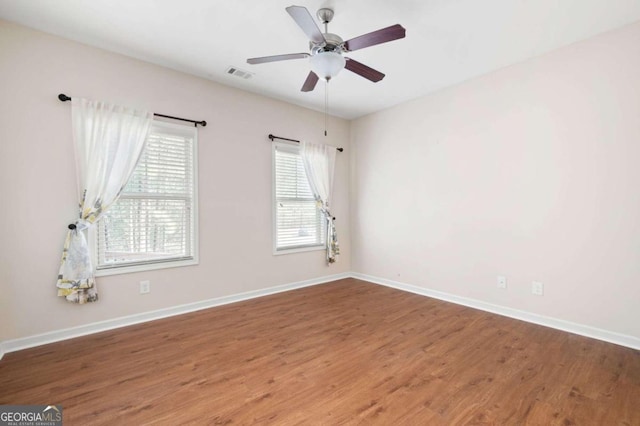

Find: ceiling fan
<box><xmin>247</xmin><ymin>5</ymin><xmax>406</xmax><ymax>92</ymax></box>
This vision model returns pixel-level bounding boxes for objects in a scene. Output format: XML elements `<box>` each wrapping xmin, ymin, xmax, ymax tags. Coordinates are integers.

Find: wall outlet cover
<box><xmin>497</xmin><ymin>275</ymin><xmax>507</xmax><ymax>289</ymax></box>
<box><xmin>140</xmin><ymin>280</ymin><xmax>151</xmax><ymax>294</ymax></box>
<box><xmin>532</xmin><ymin>281</ymin><xmax>544</xmax><ymax>296</ymax></box>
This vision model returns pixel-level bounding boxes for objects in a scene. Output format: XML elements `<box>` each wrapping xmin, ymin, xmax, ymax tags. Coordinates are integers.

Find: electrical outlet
<box><xmin>139</xmin><ymin>280</ymin><xmax>150</xmax><ymax>294</ymax></box>
<box><xmin>531</xmin><ymin>281</ymin><xmax>544</xmax><ymax>296</ymax></box>
<box><xmin>497</xmin><ymin>275</ymin><xmax>507</xmax><ymax>289</ymax></box>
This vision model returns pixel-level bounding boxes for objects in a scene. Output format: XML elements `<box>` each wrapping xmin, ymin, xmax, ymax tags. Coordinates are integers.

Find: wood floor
<box><xmin>1</xmin><ymin>278</ymin><xmax>639</xmax><ymax>425</ymax></box>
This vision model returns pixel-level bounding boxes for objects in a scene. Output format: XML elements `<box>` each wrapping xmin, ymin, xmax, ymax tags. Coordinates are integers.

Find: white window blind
<box><xmin>96</xmin><ymin>121</ymin><xmax>197</xmax><ymax>270</ymax></box>
<box><xmin>273</xmin><ymin>143</ymin><xmax>325</xmax><ymax>252</ymax></box>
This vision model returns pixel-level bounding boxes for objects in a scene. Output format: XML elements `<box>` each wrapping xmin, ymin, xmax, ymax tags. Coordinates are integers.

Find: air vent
<box><xmin>226</xmin><ymin>66</ymin><xmax>254</xmax><ymax>80</ymax></box>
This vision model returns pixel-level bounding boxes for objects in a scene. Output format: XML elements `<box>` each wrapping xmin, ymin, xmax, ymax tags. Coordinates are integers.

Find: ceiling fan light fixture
<box><xmin>310</xmin><ymin>51</ymin><xmax>345</xmax><ymax>81</ymax></box>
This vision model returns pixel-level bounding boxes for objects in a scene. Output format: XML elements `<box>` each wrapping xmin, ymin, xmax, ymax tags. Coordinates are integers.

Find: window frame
<box><xmin>272</xmin><ymin>141</ymin><xmax>325</xmax><ymax>255</ymax></box>
<box><xmin>90</xmin><ymin>120</ymin><xmax>199</xmax><ymax>276</ymax></box>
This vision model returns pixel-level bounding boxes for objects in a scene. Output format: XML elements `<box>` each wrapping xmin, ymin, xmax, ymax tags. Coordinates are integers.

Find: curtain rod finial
<box><xmin>58</xmin><ymin>94</ymin><xmax>71</xmax><ymax>102</ymax></box>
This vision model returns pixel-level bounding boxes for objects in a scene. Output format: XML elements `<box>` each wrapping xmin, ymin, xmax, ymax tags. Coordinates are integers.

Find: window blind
<box><xmin>97</xmin><ymin>122</ymin><xmax>195</xmax><ymax>268</ymax></box>
<box><xmin>274</xmin><ymin>145</ymin><xmax>325</xmax><ymax>250</ymax></box>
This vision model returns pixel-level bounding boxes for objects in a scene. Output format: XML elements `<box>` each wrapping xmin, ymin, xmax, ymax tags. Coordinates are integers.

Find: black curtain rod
<box><xmin>268</xmin><ymin>134</ymin><xmax>343</xmax><ymax>152</ymax></box>
<box><xmin>58</xmin><ymin>94</ymin><xmax>207</xmax><ymax>127</ymax></box>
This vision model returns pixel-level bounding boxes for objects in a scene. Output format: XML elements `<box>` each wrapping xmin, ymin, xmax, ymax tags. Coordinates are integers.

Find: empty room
<box><xmin>1</xmin><ymin>0</ymin><xmax>639</xmax><ymax>424</ymax></box>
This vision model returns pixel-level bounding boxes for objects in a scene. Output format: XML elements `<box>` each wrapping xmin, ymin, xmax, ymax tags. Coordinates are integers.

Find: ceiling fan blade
<box><xmin>247</xmin><ymin>53</ymin><xmax>310</xmax><ymax>64</ymax></box>
<box><xmin>301</xmin><ymin>71</ymin><xmax>319</xmax><ymax>92</ymax></box>
<box><xmin>344</xmin><ymin>58</ymin><xmax>385</xmax><ymax>82</ymax></box>
<box><xmin>286</xmin><ymin>5</ymin><xmax>326</xmax><ymax>44</ymax></box>
<box><xmin>344</xmin><ymin>24</ymin><xmax>406</xmax><ymax>52</ymax></box>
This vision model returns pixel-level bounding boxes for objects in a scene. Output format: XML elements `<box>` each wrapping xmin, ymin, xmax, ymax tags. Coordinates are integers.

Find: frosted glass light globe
<box><xmin>310</xmin><ymin>51</ymin><xmax>346</xmax><ymax>81</ymax></box>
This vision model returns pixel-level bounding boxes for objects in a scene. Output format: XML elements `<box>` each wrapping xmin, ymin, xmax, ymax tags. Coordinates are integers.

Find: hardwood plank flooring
<box><xmin>1</xmin><ymin>278</ymin><xmax>639</xmax><ymax>425</ymax></box>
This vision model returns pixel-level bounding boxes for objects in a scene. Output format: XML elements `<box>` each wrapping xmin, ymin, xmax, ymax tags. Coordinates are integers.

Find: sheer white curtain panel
<box><xmin>301</xmin><ymin>141</ymin><xmax>339</xmax><ymax>263</ymax></box>
<box><xmin>56</xmin><ymin>98</ymin><xmax>152</xmax><ymax>303</ymax></box>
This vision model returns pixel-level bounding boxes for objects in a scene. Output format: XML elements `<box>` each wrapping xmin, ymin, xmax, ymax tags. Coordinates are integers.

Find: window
<box><xmin>273</xmin><ymin>142</ymin><xmax>325</xmax><ymax>253</ymax></box>
<box><xmin>94</xmin><ymin>121</ymin><xmax>198</xmax><ymax>274</ymax></box>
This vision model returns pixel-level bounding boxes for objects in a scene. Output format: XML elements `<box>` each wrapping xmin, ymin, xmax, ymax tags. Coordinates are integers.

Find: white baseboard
<box><xmin>2</xmin><ymin>271</ymin><xmax>638</xmax><ymax>359</ymax></box>
<box><xmin>352</xmin><ymin>272</ymin><xmax>640</xmax><ymax>351</ymax></box>
<box><xmin>0</xmin><ymin>272</ymin><xmax>351</xmax><ymax>357</ymax></box>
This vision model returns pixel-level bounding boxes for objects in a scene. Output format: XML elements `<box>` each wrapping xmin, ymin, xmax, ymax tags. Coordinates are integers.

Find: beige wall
<box><xmin>2</xmin><ymin>17</ymin><xmax>640</xmax><ymax>346</ymax></box>
<box><xmin>351</xmin><ymin>22</ymin><xmax>640</xmax><ymax>338</ymax></box>
<box><xmin>0</xmin><ymin>20</ymin><xmax>351</xmax><ymax>342</ymax></box>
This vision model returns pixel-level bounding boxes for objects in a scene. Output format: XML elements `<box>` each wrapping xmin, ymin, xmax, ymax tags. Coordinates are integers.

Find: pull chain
<box><xmin>324</xmin><ymin>79</ymin><xmax>329</xmax><ymax>137</ymax></box>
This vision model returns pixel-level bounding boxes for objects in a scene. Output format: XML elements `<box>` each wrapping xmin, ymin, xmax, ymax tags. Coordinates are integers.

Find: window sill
<box><xmin>95</xmin><ymin>258</ymin><xmax>198</xmax><ymax>277</ymax></box>
<box><xmin>273</xmin><ymin>245</ymin><xmax>324</xmax><ymax>256</ymax></box>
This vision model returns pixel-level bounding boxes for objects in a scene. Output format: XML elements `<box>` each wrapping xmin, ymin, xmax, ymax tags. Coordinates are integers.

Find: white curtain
<box><xmin>301</xmin><ymin>141</ymin><xmax>339</xmax><ymax>263</ymax></box>
<box><xmin>57</xmin><ymin>98</ymin><xmax>152</xmax><ymax>304</ymax></box>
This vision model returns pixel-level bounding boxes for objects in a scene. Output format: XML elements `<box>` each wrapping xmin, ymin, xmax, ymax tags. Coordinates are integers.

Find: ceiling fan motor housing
<box><xmin>310</xmin><ymin>33</ymin><xmax>345</xmax><ymax>55</ymax></box>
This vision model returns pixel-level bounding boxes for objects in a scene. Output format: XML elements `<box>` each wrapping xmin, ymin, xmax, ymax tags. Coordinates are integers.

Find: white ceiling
<box><xmin>1</xmin><ymin>0</ymin><xmax>640</xmax><ymax>119</ymax></box>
